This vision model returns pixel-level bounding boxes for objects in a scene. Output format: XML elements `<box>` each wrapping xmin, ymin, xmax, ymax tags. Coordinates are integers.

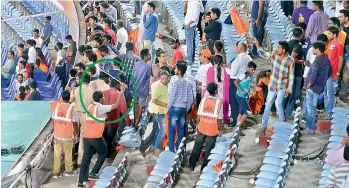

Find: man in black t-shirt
<box><xmin>285</xmin><ymin>27</ymin><xmax>305</xmax><ymax>117</ymax></box>
<box><xmin>338</xmin><ymin>9</ymin><xmax>349</xmax><ymax>102</ymax></box>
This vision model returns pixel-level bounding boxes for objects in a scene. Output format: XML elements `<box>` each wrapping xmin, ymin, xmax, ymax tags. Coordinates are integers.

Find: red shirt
<box><xmin>103</xmin><ymin>88</ymin><xmax>129</xmax><ymax>128</ymax></box>
<box><xmin>328</xmin><ymin>39</ymin><xmax>344</xmax><ymax>78</ymax></box>
<box><xmin>104</xmin><ymin>28</ymin><xmax>116</xmax><ymax>45</ymax></box>
<box><xmin>172</xmin><ymin>47</ymin><xmax>185</xmax><ymax>66</ymax></box>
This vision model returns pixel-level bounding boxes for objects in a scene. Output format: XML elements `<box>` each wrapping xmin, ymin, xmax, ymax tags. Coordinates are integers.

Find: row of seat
<box><xmin>21</xmin><ymin>0</ymin><xmax>70</xmax><ymax>44</ymax></box>
<box><xmin>254</xmin><ymin>107</ymin><xmax>302</xmax><ymax>188</ymax></box>
<box><xmin>118</xmin><ymin>108</ymin><xmax>148</xmax><ymax>148</ymax></box>
<box><xmin>318</xmin><ymin>107</ymin><xmax>349</xmax><ymax>188</ymax></box>
<box><xmin>266</xmin><ymin>1</ymin><xmax>290</xmax><ymax>49</ymax></box>
<box><xmin>195</xmin><ymin>127</ymin><xmax>240</xmax><ymax>188</ymax></box>
<box><xmin>206</xmin><ymin>0</ymin><xmax>246</xmax><ymax>63</ymax></box>
<box><xmin>118</xmin><ymin>2</ymin><xmax>141</xmax><ymax>33</ymax></box>
<box><xmin>144</xmin><ymin>138</ymin><xmax>187</xmax><ymax>188</ymax></box>
<box><xmin>93</xmin><ymin>153</ymin><xmax>130</xmax><ymax>188</ymax></box>
<box><xmin>1</xmin><ymin>1</ymin><xmax>35</xmax><ymax>42</ymax></box>
<box><xmin>323</xmin><ymin>0</ymin><xmax>335</xmax><ymax>18</ymax></box>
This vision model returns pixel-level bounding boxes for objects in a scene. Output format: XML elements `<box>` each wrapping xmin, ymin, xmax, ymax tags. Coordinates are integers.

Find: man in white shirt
<box><xmin>83</xmin><ymin>49</ymin><xmax>100</xmax><ymax>77</ymax></box>
<box><xmin>226</xmin><ymin>42</ymin><xmax>252</xmax><ymax>127</ymax></box>
<box><xmin>55</xmin><ymin>41</ymin><xmax>66</xmax><ymax>85</ymax></box>
<box><xmin>184</xmin><ymin>0</ymin><xmax>204</xmax><ymax>64</ymax></box>
<box><xmin>136</xmin><ymin>0</ymin><xmax>149</xmax><ymax>49</ymax></box>
<box><xmin>116</xmin><ymin>20</ymin><xmax>128</xmax><ymax>54</ymax></box>
<box><xmin>26</xmin><ymin>39</ymin><xmax>37</xmax><ymax>76</ymax></box>
<box><xmin>195</xmin><ymin>48</ymin><xmax>212</xmax><ymax>103</ymax></box>
<box><xmin>32</xmin><ymin>29</ymin><xmax>43</xmax><ymax>48</ymax></box>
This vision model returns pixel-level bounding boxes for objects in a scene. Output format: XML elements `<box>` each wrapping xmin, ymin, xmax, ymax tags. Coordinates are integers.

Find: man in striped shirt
<box><xmin>327</xmin><ymin>144</ymin><xmax>349</xmax><ymax>188</ymax></box>
<box><xmin>167</xmin><ymin>60</ymin><xmax>194</xmax><ymax>152</ymax></box>
<box><xmin>254</xmin><ymin>38</ymin><xmax>295</xmax><ymax>135</ymax></box>
<box><xmin>121</xmin><ymin>42</ymin><xmax>141</xmax><ymax>84</ymax></box>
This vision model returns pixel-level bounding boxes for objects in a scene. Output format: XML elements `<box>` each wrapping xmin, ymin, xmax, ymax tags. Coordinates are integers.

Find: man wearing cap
<box><xmin>42</xmin><ymin>16</ymin><xmax>53</xmax><ymax>47</ymax></box>
<box><xmin>195</xmin><ymin>48</ymin><xmax>212</xmax><ymax>105</ymax></box>
<box><xmin>171</xmin><ymin>38</ymin><xmax>185</xmax><ymax>67</ymax></box>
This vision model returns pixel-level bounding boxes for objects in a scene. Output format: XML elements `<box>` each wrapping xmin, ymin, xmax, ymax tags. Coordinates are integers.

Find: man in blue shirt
<box><xmin>130</xmin><ymin>49</ymin><xmax>151</xmax><ymax>129</ymax></box>
<box><xmin>42</xmin><ymin>16</ymin><xmax>53</xmax><ymax>47</ymax></box>
<box><xmin>103</xmin><ymin>34</ymin><xmax>119</xmax><ymax>55</ymax></box>
<box><xmin>142</xmin><ymin>2</ymin><xmax>158</xmax><ymax>61</ymax></box>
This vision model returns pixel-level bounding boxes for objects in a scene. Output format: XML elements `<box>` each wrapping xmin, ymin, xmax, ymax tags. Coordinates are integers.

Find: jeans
<box><xmin>53</xmin><ymin>139</ymin><xmax>74</xmax><ymax>174</ymax></box>
<box><xmin>78</xmin><ymin>137</ymin><xmax>107</xmax><ymax>184</ymax></box>
<box><xmin>303</xmin><ymin>89</ymin><xmax>319</xmax><ymax>131</ymax></box>
<box><xmin>251</xmin><ymin>22</ymin><xmax>261</xmax><ymax>54</ymax></box>
<box><xmin>285</xmin><ymin>77</ymin><xmax>302</xmax><ymax>117</ymax></box>
<box><xmin>324</xmin><ymin>78</ymin><xmax>336</xmax><ymax>116</ymax></box>
<box><xmin>168</xmin><ymin>107</ymin><xmax>186</xmax><ymax>152</ymax></box>
<box><xmin>152</xmin><ymin>114</ymin><xmax>165</xmax><ymax>149</ymax></box>
<box><xmin>262</xmin><ymin>89</ymin><xmax>286</xmax><ymax>128</ymax></box>
<box><xmin>185</xmin><ymin>25</ymin><xmax>196</xmax><ymax>63</ymax></box>
<box><xmin>188</xmin><ymin>131</ymin><xmax>217</xmax><ymax>172</ymax></box>
<box><xmin>229</xmin><ymin>79</ymin><xmax>239</xmax><ymax>126</ymax></box>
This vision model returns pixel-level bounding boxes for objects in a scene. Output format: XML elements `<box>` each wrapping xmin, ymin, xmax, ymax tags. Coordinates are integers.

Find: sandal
<box><xmin>320</xmin><ymin>115</ymin><xmax>332</xmax><ymax>120</ymax></box>
<box><xmin>260</xmin><ymin>127</ymin><xmax>266</xmax><ymax>136</ymax></box>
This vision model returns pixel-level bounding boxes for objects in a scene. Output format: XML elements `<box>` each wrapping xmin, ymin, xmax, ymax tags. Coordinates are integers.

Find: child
<box><xmin>65</xmin><ymin>68</ymin><xmax>78</xmax><ymax>90</ymax></box>
<box><xmin>234</xmin><ymin>61</ymin><xmax>257</xmax><ymax>136</ymax></box>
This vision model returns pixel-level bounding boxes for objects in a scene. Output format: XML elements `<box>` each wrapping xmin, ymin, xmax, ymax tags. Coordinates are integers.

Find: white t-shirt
<box><xmin>28</xmin><ymin>47</ymin><xmax>37</xmax><ymax>65</ymax></box>
<box><xmin>195</xmin><ymin>63</ymin><xmax>212</xmax><ymax>86</ymax></box>
<box><xmin>117</xmin><ymin>27</ymin><xmax>128</xmax><ymax>54</ymax></box>
<box><xmin>303</xmin><ymin>47</ymin><xmax>316</xmax><ymax>78</ymax></box>
<box><xmin>33</xmin><ymin>37</ymin><xmax>43</xmax><ymax>48</ymax></box>
<box><xmin>56</xmin><ymin>50</ymin><xmax>66</xmax><ymax>67</ymax></box>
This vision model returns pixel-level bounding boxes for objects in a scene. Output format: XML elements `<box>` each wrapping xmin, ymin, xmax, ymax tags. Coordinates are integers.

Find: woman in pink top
<box><xmin>205</xmin><ymin>54</ymin><xmax>230</xmax><ymax>122</ymax></box>
<box><xmin>325</xmin><ymin>125</ymin><xmax>349</xmax><ymax>166</ymax></box>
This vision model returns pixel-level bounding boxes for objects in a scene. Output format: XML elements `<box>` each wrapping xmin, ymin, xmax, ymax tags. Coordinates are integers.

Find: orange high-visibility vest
<box><xmin>84</xmin><ymin>104</ymin><xmax>105</xmax><ymax>138</ymax></box>
<box><xmin>197</xmin><ymin>97</ymin><xmax>222</xmax><ymax>136</ymax></box>
<box><xmin>53</xmin><ymin>103</ymin><xmax>74</xmax><ymax>139</ymax></box>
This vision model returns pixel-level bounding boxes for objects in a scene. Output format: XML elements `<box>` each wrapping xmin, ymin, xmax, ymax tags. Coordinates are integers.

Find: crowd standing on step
<box><xmin>2</xmin><ymin>0</ymin><xmax>349</xmax><ymax>187</ymax></box>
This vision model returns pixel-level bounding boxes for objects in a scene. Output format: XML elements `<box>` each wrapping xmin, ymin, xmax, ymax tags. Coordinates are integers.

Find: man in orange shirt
<box><xmin>170</xmin><ymin>38</ymin><xmax>185</xmax><ymax>66</ymax></box>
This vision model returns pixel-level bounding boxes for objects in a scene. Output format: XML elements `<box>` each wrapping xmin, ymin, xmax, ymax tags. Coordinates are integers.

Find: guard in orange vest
<box><xmin>78</xmin><ymin>84</ymin><xmax>127</xmax><ymax>187</ymax></box>
<box><xmin>188</xmin><ymin>82</ymin><xmax>223</xmax><ymax>172</ymax></box>
<box><xmin>52</xmin><ymin>90</ymin><xmax>78</xmax><ymax>178</ymax></box>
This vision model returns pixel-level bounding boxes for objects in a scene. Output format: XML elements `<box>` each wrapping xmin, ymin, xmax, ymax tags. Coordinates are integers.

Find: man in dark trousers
<box><xmin>188</xmin><ymin>82</ymin><xmax>223</xmax><ymax>172</ymax></box>
<box><xmin>78</xmin><ymin>85</ymin><xmax>126</xmax><ymax>187</ymax></box>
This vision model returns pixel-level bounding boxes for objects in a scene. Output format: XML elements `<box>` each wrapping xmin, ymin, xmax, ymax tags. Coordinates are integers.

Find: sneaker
<box><xmin>77</xmin><ymin>183</ymin><xmax>85</xmax><ymax>188</ymax></box>
<box><xmin>88</xmin><ymin>173</ymin><xmax>98</xmax><ymax>180</ymax></box>
<box><xmin>64</xmin><ymin>172</ymin><xmax>74</xmax><ymax>177</ymax></box>
<box><xmin>52</xmin><ymin>173</ymin><xmax>62</xmax><ymax>179</ymax></box>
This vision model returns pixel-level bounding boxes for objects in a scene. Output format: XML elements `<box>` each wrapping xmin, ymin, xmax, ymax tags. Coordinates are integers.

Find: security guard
<box><xmin>52</xmin><ymin>90</ymin><xmax>78</xmax><ymax>178</ymax></box>
<box><xmin>188</xmin><ymin>82</ymin><xmax>223</xmax><ymax>172</ymax></box>
<box><xmin>78</xmin><ymin>84</ymin><xmax>126</xmax><ymax>187</ymax></box>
